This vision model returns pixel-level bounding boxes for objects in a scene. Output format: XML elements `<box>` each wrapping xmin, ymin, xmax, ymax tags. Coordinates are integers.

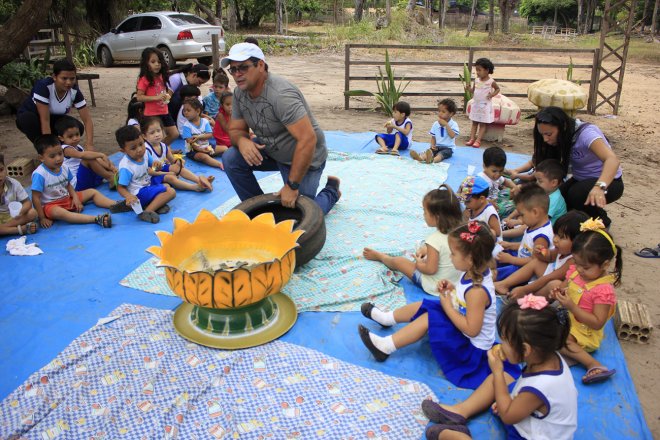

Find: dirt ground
<box><xmin>0</xmin><ymin>51</ymin><xmax>658</xmax><ymax>436</ymax></box>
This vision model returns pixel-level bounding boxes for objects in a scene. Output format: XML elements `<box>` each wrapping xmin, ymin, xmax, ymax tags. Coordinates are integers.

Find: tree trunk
<box><xmin>577</xmin><ymin>0</ymin><xmax>583</xmax><ymax>33</ymax></box>
<box><xmin>466</xmin><ymin>0</ymin><xmax>478</xmax><ymax>36</ymax></box>
<box><xmin>406</xmin><ymin>0</ymin><xmax>416</xmax><ymax>12</ymax></box>
<box><xmin>489</xmin><ymin>0</ymin><xmax>495</xmax><ymax>36</ymax></box>
<box><xmin>553</xmin><ymin>5</ymin><xmax>558</xmax><ymax>27</ymax></box>
<box><xmin>228</xmin><ymin>0</ymin><xmax>238</xmax><ymax>30</ymax></box>
<box><xmin>276</xmin><ymin>0</ymin><xmax>284</xmax><ymax>34</ymax></box>
<box><xmin>652</xmin><ymin>0</ymin><xmax>659</xmax><ymax>34</ymax></box>
<box><xmin>0</xmin><ymin>0</ymin><xmax>53</xmax><ymax>68</ymax></box>
<box><xmin>386</xmin><ymin>0</ymin><xmax>391</xmax><ymax>23</ymax></box>
<box><xmin>191</xmin><ymin>0</ymin><xmax>221</xmax><ymax>25</ymax></box>
<box><xmin>216</xmin><ymin>0</ymin><xmax>223</xmax><ymax>24</ymax></box>
<box><xmin>354</xmin><ymin>0</ymin><xmax>365</xmax><ymax>21</ymax></box>
<box><xmin>498</xmin><ymin>0</ymin><xmax>513</xmax><ymax>33</ymax></box>
<box><xmin>440</xmin><ymin>0</ymin><xmax>448</xmax><ymax>29</ymax></box>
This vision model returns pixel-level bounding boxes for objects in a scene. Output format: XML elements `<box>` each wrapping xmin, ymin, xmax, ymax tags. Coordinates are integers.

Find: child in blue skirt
<box><xmin>359</xmin><ymin>220</ymin><xmax>520</xmax><ymax>389</ymax></box>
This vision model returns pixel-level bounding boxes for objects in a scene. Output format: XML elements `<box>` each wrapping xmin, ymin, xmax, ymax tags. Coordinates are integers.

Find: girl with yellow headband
<box><xmin>547</xmin><ymin>217</ymin><xmax>622</xmax><ymax>385</ymax></box>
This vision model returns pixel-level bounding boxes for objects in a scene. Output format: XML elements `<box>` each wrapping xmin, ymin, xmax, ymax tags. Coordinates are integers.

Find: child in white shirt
<box><xmin>411</xmin><ymin>99</ymin><xmax>460</xmax><ymax>164</ymax></box>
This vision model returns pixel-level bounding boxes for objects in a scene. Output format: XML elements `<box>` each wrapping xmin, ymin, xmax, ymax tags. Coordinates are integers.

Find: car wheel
<box><xmin>232</xmin><ymin>194</ymin><xmax>326</xmax><ymax>269</ymax></box>
<box><xmin>197</xmin><ymin>57</ymin><xmax>212</xmax><ymax>66</ymax></box>
<box><xmin>159</xmin><ymin>46</ymin><xmax>176</xmax><ymax>69</ymax></box>
<box><xmin>100</xmin><ymin>46</ymin><xmax>114</xmax><ymax>67</ymax></box>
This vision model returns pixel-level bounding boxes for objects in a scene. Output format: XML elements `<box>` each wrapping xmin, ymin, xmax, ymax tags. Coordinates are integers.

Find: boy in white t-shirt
<box><xmin>56</xmin><ymin>117</ymin><xmax>118</xmax><ymax>191</ymax></box>
<box><xmin>496</xmin><ymin>183</ymin><xmax>553</xmax><ymax>281</ymax></box>
<box><xmin>115</xmin><ymin>126</ymin><xmax>176</xmax><ymax>224</ymax></box>
<box><xmin>31</xmin><ymin>135</ymin><xmax>126</xmax><ymax>229</ymax></box>
<box><xmin>0</xmin><ymin>153</ymin><xmax>38</xmax><ymax>236</ymax></box>
<box><xmin>478</xmin><ymin>146</ymin><xmax>518</xmax><ymax>218</ymax></box>
<box><xmin>411</xmin><ymin>99</ymin><xmax>460</xmax><ymax>164</ymax></box>
<box><xmin>374</xmin><ymin>101</ymin><xmax>413</xmax><ymax>156</ymax></box>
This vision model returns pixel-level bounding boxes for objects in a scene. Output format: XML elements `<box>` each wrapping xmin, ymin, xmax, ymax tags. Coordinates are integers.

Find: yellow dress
<box><xmin>567</xmin><ymin>268</ymin><xmax>616</xmax><ymax>352</ymax></box>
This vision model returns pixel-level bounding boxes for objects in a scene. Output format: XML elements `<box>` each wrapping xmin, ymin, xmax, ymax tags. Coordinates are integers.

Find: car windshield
<box><xmin>168</xmin><ymin>14</ymin><xmax>209</xmax><ymax>26</ymax></box>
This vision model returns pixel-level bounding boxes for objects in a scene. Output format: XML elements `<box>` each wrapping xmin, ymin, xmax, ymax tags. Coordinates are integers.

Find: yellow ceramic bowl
<box><xmin>147</xmin><ymin>209</ymin><xmax>302</xmax><ymax>309</ymax></box>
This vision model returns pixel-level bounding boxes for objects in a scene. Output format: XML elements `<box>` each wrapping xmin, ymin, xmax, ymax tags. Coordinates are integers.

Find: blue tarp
<box><xmin>0</xmin><ymin>131</ymin><xmax>652</xmax><ymax>439</ymax></box>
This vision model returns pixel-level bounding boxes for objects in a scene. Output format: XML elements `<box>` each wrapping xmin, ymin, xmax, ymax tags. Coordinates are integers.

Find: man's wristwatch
<box><xmin>286</xmin><ymin>179</ymin><xmax>300</xmax><ymax>191</ymax></box>
<box><xmin>594</xmin><ymin>181</ymin><xmax>608</xmax><ymax>193</ymax></box>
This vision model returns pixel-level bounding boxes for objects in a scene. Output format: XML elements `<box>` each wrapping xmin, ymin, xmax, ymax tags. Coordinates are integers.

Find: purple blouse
<box><xmin>571</xmin><ymin>122</ymin><xmax>622</xmax><ymax>181</ymax></box>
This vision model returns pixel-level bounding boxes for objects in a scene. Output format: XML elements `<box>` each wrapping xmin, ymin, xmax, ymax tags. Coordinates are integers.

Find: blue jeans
<box><xmin>223</xmin><ymin>147</ymin><xmax>340</xmax><ymax>215</ymax></box>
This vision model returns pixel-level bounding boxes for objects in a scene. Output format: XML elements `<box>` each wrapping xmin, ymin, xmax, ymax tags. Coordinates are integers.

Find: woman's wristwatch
<box><xmin>594</xmin><ymin>181</ymin><xmax>608</xmax><ymax>194</ymax></box>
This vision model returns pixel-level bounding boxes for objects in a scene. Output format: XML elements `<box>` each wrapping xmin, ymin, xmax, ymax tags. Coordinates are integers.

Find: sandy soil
<box><xmin>0</xmin><ymin>51</ymin><xmax>658</xmax><ymax>436</ymax></box>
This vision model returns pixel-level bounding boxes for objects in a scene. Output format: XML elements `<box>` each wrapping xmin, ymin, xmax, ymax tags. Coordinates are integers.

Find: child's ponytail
<box><xmin>448</xmin><ymin>220</ymin><xmax>495</xmax><ymax>285</ymax></box>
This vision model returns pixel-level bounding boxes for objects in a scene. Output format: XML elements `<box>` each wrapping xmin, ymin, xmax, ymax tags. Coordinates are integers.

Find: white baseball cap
<box><xmin>221</xmin><ymin>43</ymin><xmax>265</xmax><ymax>68</ymax></box>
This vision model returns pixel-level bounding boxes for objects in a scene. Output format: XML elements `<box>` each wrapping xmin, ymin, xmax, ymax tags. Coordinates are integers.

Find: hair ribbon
<box><xmin>580</xmin><ymin>217</ymin><xmax>616</xmax><ymax>255</ymax></box>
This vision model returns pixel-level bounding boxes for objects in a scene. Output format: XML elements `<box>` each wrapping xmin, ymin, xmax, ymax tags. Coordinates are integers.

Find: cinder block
<box><xmin>6</xmin><ymin>157</ymin><xmax>35</xmax><ymax>177</ymax></box>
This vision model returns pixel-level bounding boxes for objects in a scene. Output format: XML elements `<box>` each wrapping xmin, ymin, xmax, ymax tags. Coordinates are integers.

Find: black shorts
<box><xmin>156</xmin><ymin>114</ymin><xmax>176</xmax><ymax>128</ymax></box>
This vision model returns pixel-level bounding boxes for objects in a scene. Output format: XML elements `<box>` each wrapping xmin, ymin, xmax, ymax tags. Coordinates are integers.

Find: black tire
<box><xmin>233</xmin><ymin>194</ymin><xmax>326</xmax><ymax>269</ymax></box>
<box><xmin>100</xmin><ymin>46</ymin><xmax>113</xmax><ymax>67</ymax></box>
<box><xmin>159</xmin><ymin>46</ymin><xmax>176</xmax><ymax>69</ymax></box>
<box><xmin>197</xmin><ymin>56</ymin><xmax>212</xmax><ymax>66</ymax></box>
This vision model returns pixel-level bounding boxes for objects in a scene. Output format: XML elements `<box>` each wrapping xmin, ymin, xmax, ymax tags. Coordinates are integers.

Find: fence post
<box><xmin>588</xmin><ymin>48</ymin><xmax>600</xmax><ymax>114</ymax></box>
<box><xmin>344</xmin><ymin>44</ymin><xmax>350</xmax><ymax>110</ymax></box>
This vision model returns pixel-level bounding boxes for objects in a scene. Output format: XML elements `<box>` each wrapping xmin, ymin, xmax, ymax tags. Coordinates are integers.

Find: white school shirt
<box><xmin>392</xmin><ymin>117</ymin><xmax>413</xmax><ymax>144</ymax></box>
<box><xmin>145</xmin><ymin>140</ymin><xmax>169</xmax><ymax>162</ymax></box>
<box><xmin>1</xmin><ymin>177</ymin><xmax>29</xmax><ymax>214</ymax></box>
<box><xmin>31</xmin><ymin>164</ymin><xmax>73</xmax><ymax>203</ymax></box>
<box><xmin>542</xmin><ymin>253</ymin><xmax>572</xmax><ymax>277</ymax></box>
<box><xmin>450</xmin><ymin>270</ymin><xmax>496</xmax><ymax>350</ymax></box>
<box><xmin>117</xmin><ymin>152</ymin><xmax>154</xmax><ymax>195</ymax></box>
<box><xmin>511</xmin><ymin>353</ymin><xmax>578</xmax><ymax>440</ymax></box>
<box><xmin>518</xmin><ymin>220</ymin><xmax>554</xmax><ymax>259</ymax></box>
<box><xmin>127</xmin><ymin>118</ymin><xmax>140</xmax><ymax>127</ymax></box>
<box><xmin>469</xmin><ymin>203</ymin><xmax>500</xmax><ymax>235</ymax></box>
<box><xmin>62</xmin><ymin>143</ymin><xmax>85</xmax><ymax>188</ymax></box>
<box><xmin>182</xmin><ymin>118</ymin><xmax>212</xmax><ymax>149</ymax></box>
<box><xmin>429</xmin><ymin>119</ymin><xmax>460</xmax><ymax>149</ymax></box>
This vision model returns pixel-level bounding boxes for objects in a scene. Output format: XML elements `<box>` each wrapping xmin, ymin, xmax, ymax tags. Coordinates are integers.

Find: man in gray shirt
<box><xmin>221</xmin><ymin>43</ymin><xmax>340</xmax><ymax>214</ymax></box>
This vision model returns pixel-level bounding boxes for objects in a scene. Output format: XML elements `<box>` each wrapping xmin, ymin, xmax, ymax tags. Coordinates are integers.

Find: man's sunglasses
<box><xmin>228</xmin><ymin>62</ymin><xmax>258</xmax><ymax>76</ymax></box>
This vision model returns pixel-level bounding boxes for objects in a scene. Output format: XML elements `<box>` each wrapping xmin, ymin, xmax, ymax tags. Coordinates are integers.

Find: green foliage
<box><xmin>344</xmin><ymin>49</ymin><xmax>410</xmax><ymax>116</ymax></box>
<box><xmin>0</xmin><ymin>58</ymin><xmax>48</xmax><ymax>89</ymax></box>
<box><xmin>459</xmin><ymin>62</ymin><xmax>473</xmax><ymax>103</ymax></box>
<box><xmin>519</xmin><ymin>0</ymin><xmax>577</xmax><ymax>25</ymax></box>
<box><xmin>0</xmin><ymin>0</ymin><xmax>19</xmax><ymax>24</ymax></box>
<box><xmin>73</xmin><ymin>41</ymin><xmax>97</xmax><ymax>68</ymax></box>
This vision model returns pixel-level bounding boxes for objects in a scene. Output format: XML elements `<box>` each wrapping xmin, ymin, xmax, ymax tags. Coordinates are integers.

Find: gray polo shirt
<box><xmin>232</xmin><ymin>73</ymin><xmax>327</xmax><ymax>169</ymax></box>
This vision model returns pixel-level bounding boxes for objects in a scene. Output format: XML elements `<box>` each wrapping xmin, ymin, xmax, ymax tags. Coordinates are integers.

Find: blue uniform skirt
<box><xmin>412</xmin><ymin>298</ymin><xmax>521</xmax><ymax>390</ymax></box>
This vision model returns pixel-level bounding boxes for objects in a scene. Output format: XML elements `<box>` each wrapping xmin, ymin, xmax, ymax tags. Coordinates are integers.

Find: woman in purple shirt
<box><xmin>533</xmin><ymin>106</ymin><xmax>623</xmax><ymax>227</ymax></box>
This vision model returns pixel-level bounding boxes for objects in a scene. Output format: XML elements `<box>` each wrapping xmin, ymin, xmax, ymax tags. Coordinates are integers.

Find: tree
<box><xmin>276</xmin><ymin>0</ymin><xmax>284</xmax><ymax>34</ymax></box>
<box><xmin>355</xmin><ymin>0</ymin><xmax>366</xmax><ymax>21</ymax></box>
<box><xmin>0</xmin><ymin>0</ymin><xmax>53</xmax><ymax>68</ymax></box>
<box><xmin>652</xmin><ymin>0</ymin><xmax>659</xmax><ymax>34</ymax></box>
<box><xmin>190</xmin><ymin>0</ymin><xmax>222</xmax><ymax>24</ymax></box>
<box><xmin>466</xmin><ymin>0</ymin><xmax>478</xmax><ymax>35</ymax></box>
<box><xmin>488</xmin><ymin>0</ymin><xmax>495</xmax><ymax>35</ymax></box>
<box><xmin>498</xmin><ymin>0</ymin><xmax>517</xmax><ymax>33</ymax></box>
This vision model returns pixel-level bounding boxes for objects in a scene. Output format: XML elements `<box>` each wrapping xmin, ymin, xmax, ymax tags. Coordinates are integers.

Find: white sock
<box><xmin>371</xmin><ymin>308</ymin><xmax>396</xmax><ymax>327</ymax></box>
<box><xmin>370</xmin><ymin>334</ymin><xmax>397</xmax><ymax>354</ymax></box>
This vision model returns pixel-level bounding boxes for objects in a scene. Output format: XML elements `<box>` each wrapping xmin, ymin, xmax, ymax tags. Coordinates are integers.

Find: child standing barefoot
<box><xmin>466</xmin><ymin>58</ymin><xmax>500</xmax><ymax>148</ymax></box>
<box><xmin>422</xmin><ymin>296</ymin><xmax>577</xmax><ymax>439</ymax></box>
<box><xmin>548</xmin><ymin>217</ymin><xmax>622</xmax><ymax>384</ymax></box>
<box><xmin>374</xmin><ymin>101</ymin><xmax>413</xmax><ymax>156</ymax></box>
<box><xmin>359</xmin><ymin>221</ymin><xmax>520</xmax><ymax>389</ymax></box>
<box><xmin>182</xmin><ymin>98</ymin><xmax>225</xmax><ymax>170</ymax></box>
<box><xmin>363</xmin><ymin>185</ymin><xmax>463</xmax><ymax>295</ymax></box>
<box><xmin>142</xmin><ymin>117</ymin><xmax>213</xmax><ymax>192</ymax></box>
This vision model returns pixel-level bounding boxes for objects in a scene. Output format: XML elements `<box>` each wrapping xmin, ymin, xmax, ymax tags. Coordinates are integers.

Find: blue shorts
<box><xmin>74</xmin><ymin>164</ymin><xmax>104</xmax><ymax>191</ymax></box>
<box><xmin>150</xmin><ymin>164</ymin><xmax>170</xmax><ymax>185</ymax></box>
<box><xmin>375</xmin><ymin>132</ymin><xmax>409</xmax><ymax>150</ymax></box>
<box><xmin>137</xmin><ymin>184</ymin><xmax>167</xmax><ymax>207</ymax></box>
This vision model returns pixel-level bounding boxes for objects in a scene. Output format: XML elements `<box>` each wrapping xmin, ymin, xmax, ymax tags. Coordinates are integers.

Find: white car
<box><xmin>95</xmin><ymin>11</ymin><xmax>226</xmax><ymax>68</ymax></box>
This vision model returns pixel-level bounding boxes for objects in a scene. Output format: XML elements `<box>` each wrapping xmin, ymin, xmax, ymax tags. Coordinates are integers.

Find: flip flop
<box><xmin>389</xmin><ymin>150</ymin><xmax>400</xmax><ymax>156</ymax></box>
<box><xmin>634</xmin><ymin>245</ymin><xmax>660</xmax><ymax>258</ymax></box>
<box><xmin>425</xmin><ymin>423</ymin><xmax>471</xmax><ymax>439</ymax></box>
<box><xmin>375</xmin><ymin>149</ymin><xmax>389</xmax><ymax>155</ymax></box>
<box><xmin>421</xmin><ymin>399</ymin><xmax>468</xmax><ymax>425</ymax></box>
<box><xmin>95</xmin><ymin>213</ymin><xmax>112</xmax><ymax>228</ymax></box>
<box><xmin>582</xmin><ymin>366</ymin><xmax>616</xmax><ymax>384</ymax></box>
<box><xmin>358</xmin><ymin>325</ymin><xmax>389</xmax><ymax>362</ymax></box>
<box><xmin>138</xmin><ymin>211</ymin><xmax>160</xmax><ymax>224</ymax></box>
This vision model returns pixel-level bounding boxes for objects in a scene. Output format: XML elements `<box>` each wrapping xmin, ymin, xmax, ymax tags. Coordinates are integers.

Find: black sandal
<box><xmin>95</xmin><ymin>213</ymin><xmax>112</xmax><ymax>228</ymax></box>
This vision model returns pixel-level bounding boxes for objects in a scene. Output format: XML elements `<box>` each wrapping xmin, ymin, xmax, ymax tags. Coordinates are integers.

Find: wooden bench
<box><xmin>76</xmin><ymin>73</ymin><xmax>100</xmax><ymax>107</ymax></box>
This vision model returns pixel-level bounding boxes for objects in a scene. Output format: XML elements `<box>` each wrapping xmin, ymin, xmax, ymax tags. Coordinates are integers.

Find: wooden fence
<box><xmin>344</xmin><ymin>44</ymin><xmax>601</xmax><ymax>113</ymax></box>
